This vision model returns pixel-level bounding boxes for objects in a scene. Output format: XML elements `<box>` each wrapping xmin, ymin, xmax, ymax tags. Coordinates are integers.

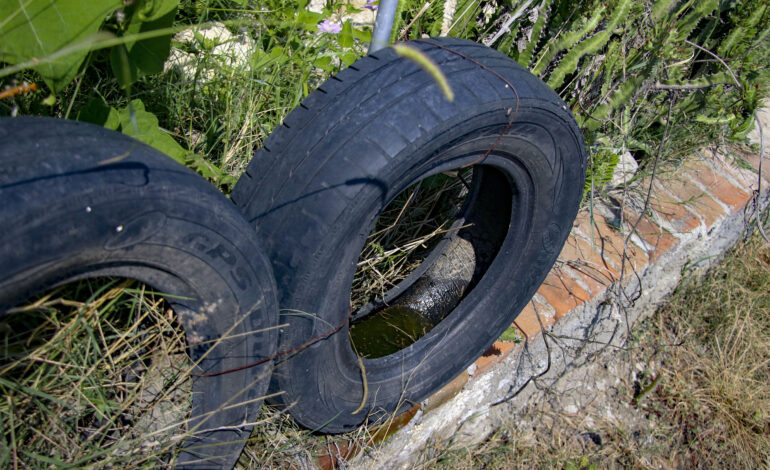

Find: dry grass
<box><xmin>350</xmin><ymin>169</ymin><xmax>472</xmax><ymax>310</ymax></box>
<box><xmin>420</xmin><ymin>226</ymin><xmax>770</xmax><ymax>469</ymax></box>
<box><xmin>646</xmin><ymin>234</ymin><xmax>770</xmax><ymax>468</ymax></box>
<box><xmin>0</xmin><ymin>280</ymin><xmax>193</xmax><ymax>468</ymax></box>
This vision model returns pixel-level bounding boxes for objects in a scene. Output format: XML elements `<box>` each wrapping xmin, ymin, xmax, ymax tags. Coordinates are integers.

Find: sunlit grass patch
<box><xmin>0</xmin><ymin>280</ymin><xmax>192</xmax><ymax>467</ymax></box>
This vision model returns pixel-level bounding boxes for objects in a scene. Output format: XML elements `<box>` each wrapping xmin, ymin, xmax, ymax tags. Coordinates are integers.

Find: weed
<box><xmin>420</xmin><ymin>226</ymin><xmax>770</xmax><ymax>469</ymax></box>
<box><xmin>0</xmin><ymin>280</ymin><xmax>193</xmax><ymax>467</ymax></box>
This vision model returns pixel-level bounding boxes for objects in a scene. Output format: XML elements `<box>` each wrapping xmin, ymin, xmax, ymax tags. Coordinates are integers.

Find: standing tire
<box><xmin>0</xmin><ymin>117</ymin><xmax>278</xmax><ymax>468</ymax></box>
<box><xmin>232</xmin><ymin>38</ymin><xmax>586</xmax><ymax>432</ymax></box>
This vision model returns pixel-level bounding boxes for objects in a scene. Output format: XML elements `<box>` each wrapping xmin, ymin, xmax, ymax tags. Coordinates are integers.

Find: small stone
<box><xmin>564</xmin><ymin>404</ymin><xmax>579</xmax><ymax>414</ymax></box>
<box><xmin>609</xmin><ymin>151</ymin><xmax>639</xmax><ymax>188</ymax></box>
<box><xmin>164</xmin><ymin>22</ymin><xmax>256</xmax><ymax>82</ymax></box>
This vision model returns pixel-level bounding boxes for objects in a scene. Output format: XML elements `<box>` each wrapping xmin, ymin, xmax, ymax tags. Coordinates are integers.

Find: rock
<box><xmin>609</xmin><ymin>150</ymin><xmax>639</xmax><ymax>188</ymax></box>
<box><xmin>307</xmin><ymin>0</ymin><xmax>376</xmax><ymax>27</ymax></box>
<box><xmin>164</xmin><ymin>23</ymin><xmax>255</xmax><ymax>81</ymax></box>
<box><xmin>747</xmin><ymin>106</ymin><xmax>769</xmax><ymax>147</ymax></box>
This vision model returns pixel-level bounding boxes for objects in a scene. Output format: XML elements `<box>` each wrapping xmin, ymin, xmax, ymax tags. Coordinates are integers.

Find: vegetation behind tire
<box><xmin>392</xmin><ymin>0</ymin><xmax>770</xmax><ymax>193</ymax></box>
<box><xmin>3</xmin><ymin>1</ymin><xmax>768</xmax><ymax>198</ymax></box>
<box><xmin>3</xmin><ymin>1</ymin><xmax>769</xmax><ymax>197</ymax></box>
<box><xmin>1</xmin><ymin>0</ymin><xmax>769</xmax><ymax>464</ymax></box>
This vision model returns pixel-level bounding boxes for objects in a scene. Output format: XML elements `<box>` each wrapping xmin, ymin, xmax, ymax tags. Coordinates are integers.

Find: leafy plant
<box><xmin>0</xmin><ymin>0</ymin><xmax>123</xmax><ymax>93</ymax></box>
<box><xmin>0</xmin><ymin>0</ymin><xmax>179</xmax><ymax>93</ymax></box>
<box><xmin>400</xmin><ymin>0</ymin><xmax>770</xmax><ymax>180</ymax></box>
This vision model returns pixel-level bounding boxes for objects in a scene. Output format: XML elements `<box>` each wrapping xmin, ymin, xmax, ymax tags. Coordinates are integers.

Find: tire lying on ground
<box><xmin>0</xmin><ymin>117</ymin><xmax>278</xmax><ymax>469</ymax></box>
<box><xmin>232</xmin><ymin>37</ymin><xmax>587</xmax><ymax>432</ymax></box>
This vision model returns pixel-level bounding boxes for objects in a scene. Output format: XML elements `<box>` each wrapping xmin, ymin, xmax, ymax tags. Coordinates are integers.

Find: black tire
<box><xmin>232</xmin><ymin>38</ymin><xmax>586</xmax><ymax>432</ymax></box>
<box><xmin>0</xmin><ymin>117</ymin><xmax>278</xmax><ymax>468</ymax></box>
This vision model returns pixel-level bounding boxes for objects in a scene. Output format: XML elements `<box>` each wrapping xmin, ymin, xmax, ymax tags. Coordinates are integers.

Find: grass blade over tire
<box><xmin>0</xmin><ymin>117</ymin><xmax>278</xmax><ymax>468</ymax></box>
<box><xmin>232</xmin><ymin>37</ymin><xmax>587</xmax><ymax>432</ymax></box>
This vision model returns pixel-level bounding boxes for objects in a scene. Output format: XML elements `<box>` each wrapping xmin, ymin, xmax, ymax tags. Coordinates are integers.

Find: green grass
<box><xmin>0</xmin><ymin>3</ymin><xmax>380</xmax><ymax>466</ymax></box>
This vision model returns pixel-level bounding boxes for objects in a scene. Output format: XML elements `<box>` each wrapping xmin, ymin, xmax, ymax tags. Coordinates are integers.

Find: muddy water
<box><xmin>349</xmin><ymin>306</ymin><xmax>434</xmax><ymax>358</ymax></box>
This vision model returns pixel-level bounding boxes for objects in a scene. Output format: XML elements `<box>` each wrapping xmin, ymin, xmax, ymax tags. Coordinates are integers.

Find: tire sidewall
<box><xmin>272</xmin><ymin>101</ymin><xmax>585</xmax><ymax>430</ymax></box>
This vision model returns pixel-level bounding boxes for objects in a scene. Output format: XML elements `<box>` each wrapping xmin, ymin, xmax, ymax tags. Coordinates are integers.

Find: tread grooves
<box><xmin>383</xmin><ymin>121</ymin><xmax>413</xmax><ymax>146</ymax></box>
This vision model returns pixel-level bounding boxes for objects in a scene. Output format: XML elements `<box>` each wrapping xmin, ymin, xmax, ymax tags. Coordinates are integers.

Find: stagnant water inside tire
<box><xmin>350</xmin><ymin>166</ymin><xmax>513</xmax><ymax>359</ymax></box>
<box><xmin>350</xmin><ymin>170</ymin><xmax>474</xmax><ymax>358</ymax></box>
<box><xmin>0</xmin><ymin>278</ymin><xmax>192</xmax><ymax>466</ymax></box>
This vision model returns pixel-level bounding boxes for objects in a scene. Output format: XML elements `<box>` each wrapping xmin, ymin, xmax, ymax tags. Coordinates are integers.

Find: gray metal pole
<box><xmin>368</xmin><ymin>0</ymin><xmax>399</xmax><ymax>54</ymax></box>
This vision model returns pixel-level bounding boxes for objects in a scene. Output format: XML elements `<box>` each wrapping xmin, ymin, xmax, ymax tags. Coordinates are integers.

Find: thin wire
<box><xmin>187</xmin><ymin>310</ymin><xmax>352</xmax><ymax>378</ymax></box>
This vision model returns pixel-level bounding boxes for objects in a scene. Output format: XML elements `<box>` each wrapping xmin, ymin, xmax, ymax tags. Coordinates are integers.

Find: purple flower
<box><xmin>364</xmin><ymin>0</ymin><xmax>378</xmax><ymax>10</ymax></box>
<box><xmin>318</xmin><ymin>20</ymin><xmax>342</xmax><ymax>34</ymax></box>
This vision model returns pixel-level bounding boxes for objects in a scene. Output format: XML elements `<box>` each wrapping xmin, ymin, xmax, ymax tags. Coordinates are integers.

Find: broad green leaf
<box><xmin>77</xmin><ymin>98</ymin><xmax>120</xmax><ymax>130</ymax></box>
<box><xmin>0</xmin><ymin>0</ymin><xmax>123</xmax><ymax>93</ymax></box>
<box><xmin>134</xmin><ymin>0</ymin><xmax>177</xmax><ymax>22</ymax></box>
<box><xmin>116</xmin><ymin>99</ymin><xmax>188</xmax><ymax>164</ymax></box>
<box><xmin>339</xmin><ymin>51</ymin><xmax>358</xmax><ymax>66</ymax></box>
<box><xmin>313</xmin><ymin>55</ymin><xmax>333</xmax><ymax>71</ymax></box>
<box><xmin>251</xmin><ymin>46</ymin><xmax>285</xmax><ymax>69</ymax></box>
<box><xmin>339</xmin><ymin>20</ymin><xmax>353</xmax><ymax>48</ymax></box>
<box><xmin>111</xmin><ymin>0</ymin><xmax>178</xmax><ymax>87</ymax></box>
<box><xmin>296</xmin><ymin>8</ymin><xmax>323</xmax><ymax>30</ymax></box>
<box><xmin>352</xmin><ymin>27</ymin><xmax>372</xmax><ymax>43</ymax></box>
<box><xmin>498</xmin><ymin>326</ymin><xmax>522</xmax><ymax>343</ymax></box>
<box><xmin>188</xmin><ymin>154</ymin><xmax>222</xmax><ymax>180</ymax></box>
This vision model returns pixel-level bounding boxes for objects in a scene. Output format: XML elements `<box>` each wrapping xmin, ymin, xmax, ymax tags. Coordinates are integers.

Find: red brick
<box><xmin>536</xmin><ymin>269</ymin><xmax>591</xmax><ymax>320</ymax></box>
<box><xmin>318</xmin><ymin>440</ymin><xmax>359</xmax><ymax>470</ymax></box>
<box><xmin>659</xmin><ymin>174</ymin><xmax>726</xmax><ymax>227</ymax></box>
<box><xmin>474</xmin><ymin>341</ymin><xmax>518</xmax><ymax>377</ymax></box>
<box><xmin>369</xmin><ymin>404</ymin><xmax>421</xmax><ymax>443</ymax></box>
<box><xmin>684</xmin><ymin>160</ymin><xmax>751</xmax><ymax>212</ymax></box>
<box><xmin>706</xmin><ymin>148</ymin><xmax>769</xmax><ymax>190</ymax></box>
<box><xmin>646</xmin><ymin>180</ymin><xmax>702</xmax><ymax>233</ymax></box>
<box><xmin>622</xmin><ymin>208</ymin><xmax>679</xmax><ymax>261</ymax></box>
<box><xmin>560</xmin><ymin>263</ymin><xmax>609</xmax><ymax>297</ymax></box>
<box><xmin>558</xmin><ymin>232</ymin><xmax>618</xmax><ymax>283</ymax></box>
<box><xmin>573</xmin><ymin>213</ymin><xmax>649</xmax><ymax>275</ymax></box>
<box><xmin>512</xmin><ymin>300</ymin><xmax>555</xmax><ymax>339</ymax></box>
<box><xmin>729</xmin><ymin>147</ymin><xmax>770</xmax><ymax>184</ymax></box>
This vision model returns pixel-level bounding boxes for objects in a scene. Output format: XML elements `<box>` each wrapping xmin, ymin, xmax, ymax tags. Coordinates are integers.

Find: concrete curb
<box><xmin>322</xmin><ymin>111</ymin><xmax>769</xmax><ymax>469</ymax></box>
